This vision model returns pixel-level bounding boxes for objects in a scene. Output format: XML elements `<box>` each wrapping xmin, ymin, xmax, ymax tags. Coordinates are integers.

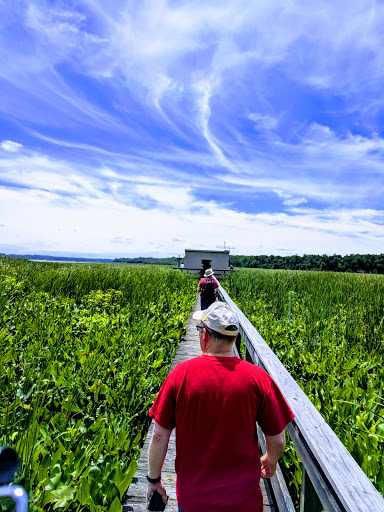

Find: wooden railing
<box><xmin>218</xmin><ymin>286</ymin><xmax>384</xmax><ymax>512</ymax></box>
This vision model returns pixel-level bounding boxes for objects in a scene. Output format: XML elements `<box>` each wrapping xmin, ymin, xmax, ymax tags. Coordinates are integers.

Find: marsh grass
<box><xmin>0</xmin><ymin>258</ymin><xmax>196</xmax><ymax>512</ymax></box>
<box><xmin>226</xmin><ymin>268</ymin><xmax>384</xmax><ymax>506</ymax></box>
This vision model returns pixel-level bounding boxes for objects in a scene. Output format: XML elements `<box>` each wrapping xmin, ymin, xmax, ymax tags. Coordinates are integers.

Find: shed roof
<box><xmin>185</xmin><ymin>249</ymin><xmax>230</xmax><ymax>254</ymax></box>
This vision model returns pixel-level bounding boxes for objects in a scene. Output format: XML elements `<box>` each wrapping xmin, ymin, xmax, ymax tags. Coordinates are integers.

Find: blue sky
<box><xmin>0</xmin><ymin>0</ymin><xmax>383</xmax><ymax>258</ymax></box>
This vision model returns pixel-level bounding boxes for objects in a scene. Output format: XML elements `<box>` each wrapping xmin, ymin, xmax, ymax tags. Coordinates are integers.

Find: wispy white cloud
<box><xmin>0</xmin><ymin>153</ymin><xmax>102</xmax><ymax>198</ymax></box>
<box><xmin>282</xmin><ymin>197</ymin><xmax>308</xmax><ymax>207</ymax></box>
<box><xmin>249</xmin><ymin>113</ymin><xmax>279</xmax><ymax>131</ymax></box>
<box><xmin>135</xmin><ymin>184</ymin><xmax>194</xmax><ymax>210</ymax></box>
<box><xmin>1</xmin><ymin>140</ymin><xmax>23</xmax><ymax>152</ymax></box>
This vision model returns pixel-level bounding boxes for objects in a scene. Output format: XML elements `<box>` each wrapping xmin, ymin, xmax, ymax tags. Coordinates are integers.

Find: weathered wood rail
<box><xmin>218</xmin><ymin>285</ymin><xmax>384</xmax><ymax>512</ymax></box>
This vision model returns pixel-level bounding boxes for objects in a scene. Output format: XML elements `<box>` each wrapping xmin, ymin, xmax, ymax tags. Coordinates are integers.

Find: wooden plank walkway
<box><xmin>123</xmin><ymin>295</ymin><xmax>276</xmax><ymax>512</ymax></box>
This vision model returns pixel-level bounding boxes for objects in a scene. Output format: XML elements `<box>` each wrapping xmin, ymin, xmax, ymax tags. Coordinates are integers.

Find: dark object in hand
<box><xmin>147</xmin><ymin>490</ymin><xmax>168</xmax><ymax>511</ymax></box>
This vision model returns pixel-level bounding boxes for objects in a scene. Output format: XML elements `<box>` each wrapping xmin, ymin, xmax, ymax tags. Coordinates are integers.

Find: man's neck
<box><xmin>203</xmin><ymin>349</ymin><xmax>234</xmax><ymax>357</ymax></box>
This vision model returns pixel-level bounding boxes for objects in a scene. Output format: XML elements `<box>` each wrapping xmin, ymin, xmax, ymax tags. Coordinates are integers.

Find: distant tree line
<box><xmin>3</xmin><ymin>253</ymin><xmax>383</xmax><ymax>273</ymax></box>
<box><xmin>229</xmin><ymin>254</ymin><xmax>384</xmax><ymax>274</ymax></box>
<box><xmin>113</xmin><ymin>256</ymin><xmax>179</xmax><ymax>265</ymax></box>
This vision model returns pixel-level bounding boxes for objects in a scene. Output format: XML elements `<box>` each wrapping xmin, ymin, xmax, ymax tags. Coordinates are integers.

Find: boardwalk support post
<box><xmin>245</xmin><ymin>346</ymin><xmax>253</xmax><ymax>363</ymax></box>
<box><xmin>235</xmin><ymin>333</ymin><xmax>242</xmax><ymax>358</ymax></box>
<box><xmin>300</xmin><ymin>467</ymin><xmax>323</xmax><ymax>512</ymax></box>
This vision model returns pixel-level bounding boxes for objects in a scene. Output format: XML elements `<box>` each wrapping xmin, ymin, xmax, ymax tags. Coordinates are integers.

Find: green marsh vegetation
<box><xmin>0</xmin><ymin>258</ymin><xmax>196</xmax><ymax>512</ymax></box>
<box><xmin>227</xmin><ymin>268</ymin><xmax>384</xmax><ymax>506</ymax></box>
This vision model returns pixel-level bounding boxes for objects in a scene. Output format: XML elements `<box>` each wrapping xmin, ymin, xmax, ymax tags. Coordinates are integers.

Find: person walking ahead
<box><xmin>197</xmin><ymin>268</ymin><xmax>218</xmax><ymax>310</ymax></box>
<box><xmin>146</xmin><ymin>302</ymin><xmax>294</xmax><ymax>512</ymax></box>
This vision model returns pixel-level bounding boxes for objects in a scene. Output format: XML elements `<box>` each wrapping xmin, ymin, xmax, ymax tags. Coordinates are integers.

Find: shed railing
<box><xmin>218</xmin><ymin>285</ymin><xmax>384</xmax><ymax>512</ymax></box>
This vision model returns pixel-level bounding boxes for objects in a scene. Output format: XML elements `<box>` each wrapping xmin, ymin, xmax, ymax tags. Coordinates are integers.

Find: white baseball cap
<box><xmin>193</xmin><ymin>302</ymin><xmax>239</xmax><ymax>336</ymax></box>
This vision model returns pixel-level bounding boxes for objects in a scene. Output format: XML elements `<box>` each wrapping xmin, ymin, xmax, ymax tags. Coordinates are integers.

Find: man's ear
<box><xmin>201</xmin><ymin>328</ymin><xmax>210</xmax><ymax>350</ymax></box>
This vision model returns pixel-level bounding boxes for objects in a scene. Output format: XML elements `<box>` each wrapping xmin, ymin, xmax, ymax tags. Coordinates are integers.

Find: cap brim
<box><xmin>193</xmin><ymin>310</ymin><xmax>204</xmax><ymax>320</ymax></box>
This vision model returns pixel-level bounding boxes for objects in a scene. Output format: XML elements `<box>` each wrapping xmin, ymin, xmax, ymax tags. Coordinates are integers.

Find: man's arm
<box><xmin>260</xmin><ymin>430</ymin><xmax>286</xmax><ymax>478</ymax></box>
<box><xmin>147</xmin><ymin>421</ymin><xmax>172</xmax><ymax>505</ymax></box>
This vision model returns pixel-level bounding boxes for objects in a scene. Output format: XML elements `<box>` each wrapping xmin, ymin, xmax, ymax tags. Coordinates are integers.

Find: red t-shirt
<box><xmin>198</xmin><ymin>277</ymin><xmax>219</xmax><ymax>297</ymax></box>
<box><xmin>149</xmin><ymin>355</ymin><xmax>294</xmax><ymax>512</ymax></box>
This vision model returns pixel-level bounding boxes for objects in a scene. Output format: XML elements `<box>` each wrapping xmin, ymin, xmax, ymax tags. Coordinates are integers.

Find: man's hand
<box><xmin>146</xmin><ymin>481</ymin><xmax>168</xmax><ymax>509</ymax></box>
<box><xmin>260</xmin><ymin>453</ymin><xmax>277</xmax><ymax>478</ymax></box>
<box><xmin>260</xmin><ymin>430</ymin><xmax>286</xmax><ymax>479</ymax></box>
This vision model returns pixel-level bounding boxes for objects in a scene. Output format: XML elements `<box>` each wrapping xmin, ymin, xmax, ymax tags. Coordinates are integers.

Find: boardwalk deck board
<box><xmin>123</xmin><ymin>295</ymin><xmax>276</xmax><ymax>512</ymax></box>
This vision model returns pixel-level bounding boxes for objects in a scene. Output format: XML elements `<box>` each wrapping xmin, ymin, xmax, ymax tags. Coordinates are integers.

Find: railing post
<box><xmin>300</xmin><ymin>467</ymin><xmax>323</xmax><ymax>512</ymax></box>
<box><xmin>235</xmin><ymin>333</ymin><xmax>241</xmax><ymax>357</ymax></box>
<box><xmin>245</xmin><ymin>346</ymin><xmax>253</xmax><ymax>363</ymax></box>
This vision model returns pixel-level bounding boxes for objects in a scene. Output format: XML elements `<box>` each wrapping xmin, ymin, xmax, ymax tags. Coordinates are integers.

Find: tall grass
<box><xmin>0</xmin><ymin>258</ymin><xmax>196</xmax><ymax>512</ymax></box>
<box><xmin>226</xmin><ymin>268</ymin><xmax>384</xmax><ymax>506</ymax></box>
<box><xmin>228</xmin><ymin>268</ymin><xmax>384</xmax><ymax>354</ymax></box>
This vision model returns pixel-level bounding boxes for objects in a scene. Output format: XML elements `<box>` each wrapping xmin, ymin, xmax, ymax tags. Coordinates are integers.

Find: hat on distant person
<box><xmin>204</xmin><ymin>268</ymin><xmax>214</xmax><ymax>277</ymax></box>
<box><xmin>193</xmin><ymin>302</ymin><xmax>239</xmax><ymax>336</ymax></box>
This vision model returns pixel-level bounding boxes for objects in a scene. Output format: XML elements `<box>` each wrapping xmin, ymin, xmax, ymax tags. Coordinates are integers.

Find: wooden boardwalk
<box><xmin>123</xmin><ymin>295</ymin><xmax>276</xmax><ymax>512</ymax></box>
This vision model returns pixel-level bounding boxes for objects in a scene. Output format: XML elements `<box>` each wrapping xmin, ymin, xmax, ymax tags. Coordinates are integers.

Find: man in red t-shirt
<box><xmin>146</xmin><ymin>302</ymin><xmax>294</xmax><ymax>512</ymax></box>
<box><xmin>197</xmin><ymin>268</ymin><xmax>219</xmax><ymax>310</ymax></box>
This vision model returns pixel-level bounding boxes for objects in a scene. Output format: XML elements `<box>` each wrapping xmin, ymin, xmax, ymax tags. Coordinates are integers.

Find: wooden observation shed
<box><xmin>181</xmin><ymin>248</ymin><xmax>230</xmax><ymax>277</ymax></box>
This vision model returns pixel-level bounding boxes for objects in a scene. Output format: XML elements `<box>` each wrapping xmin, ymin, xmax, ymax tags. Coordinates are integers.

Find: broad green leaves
<box><xmin>227</xmin><ymin>268</ymin><xmax>384</xmax><ymax>505</ymax></box>
<box><xmin>0</xmin><ymin>259</ymin><xmax>196</xmax><ymax>512</ymax></box>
